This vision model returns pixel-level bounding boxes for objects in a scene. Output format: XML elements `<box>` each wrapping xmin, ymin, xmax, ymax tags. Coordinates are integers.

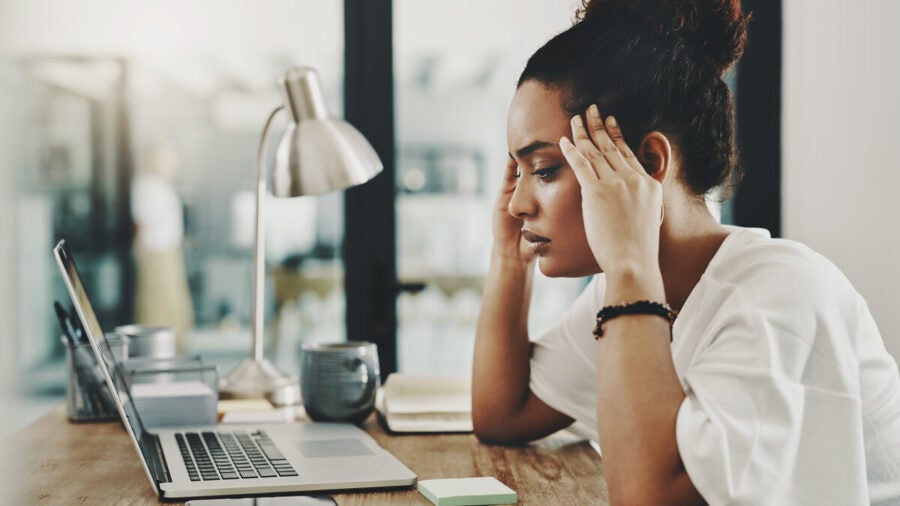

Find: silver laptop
<box><xmin>53</xmin><ymin>240</ymin><xmax>417</xmax><ymax>500</ymax></box>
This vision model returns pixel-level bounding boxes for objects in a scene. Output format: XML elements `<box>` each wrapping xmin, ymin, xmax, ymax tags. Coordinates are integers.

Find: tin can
<box><xmin>115</xmin><ymin>324</ymin><xmax>176</xmax><ymax>359</ymax></box>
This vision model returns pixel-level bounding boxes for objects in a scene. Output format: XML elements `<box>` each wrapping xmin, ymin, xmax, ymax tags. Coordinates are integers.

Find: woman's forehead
<box><xmin>507</xmin><ymin>82</ymin><xmax>572</xmax><ymax>155</ymax></box>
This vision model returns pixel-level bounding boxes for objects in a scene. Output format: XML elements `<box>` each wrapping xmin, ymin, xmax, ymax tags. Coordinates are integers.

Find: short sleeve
<box><xmin>675</xmin><ymin>285</ymin><xmax>869</xmax><ymax>505</ymax></box>
<box><xmin>529</xmin><ymin>276</ymin><xmax>603</xmax><ymax>435</ymax></box>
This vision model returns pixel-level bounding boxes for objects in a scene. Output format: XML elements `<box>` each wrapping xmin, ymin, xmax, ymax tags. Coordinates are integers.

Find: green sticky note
<box><xmin>418</xmin><ymin>477</ymin><xmax>517</xmax><ymax>506</ymax></box>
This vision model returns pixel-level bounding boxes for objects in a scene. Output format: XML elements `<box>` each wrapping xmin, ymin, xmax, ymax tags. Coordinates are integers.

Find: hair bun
<box><xmin>577</xmin><ymin>0</ymin><xmax>750</xmax><ymax>76</ymax></box>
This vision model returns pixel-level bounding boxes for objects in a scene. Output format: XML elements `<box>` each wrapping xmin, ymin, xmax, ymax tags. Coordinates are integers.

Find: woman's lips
<box><xmin>522</xmin><ymin>230</ymin><xmax>550</xmax><ymax>255</ymax></box>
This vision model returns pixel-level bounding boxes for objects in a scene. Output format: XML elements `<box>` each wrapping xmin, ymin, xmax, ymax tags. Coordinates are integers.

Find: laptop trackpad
<box><xmin>296</xmin><ymin>439</ymin><xmax>375</xmax><ymax>458</ymax></box>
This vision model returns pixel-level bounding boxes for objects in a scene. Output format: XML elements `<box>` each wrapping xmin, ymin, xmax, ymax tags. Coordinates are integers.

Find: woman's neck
<box><xmin>657</xmin><ymin>203</ymin><xmax>730</xmax><ymax>311</ymax></box>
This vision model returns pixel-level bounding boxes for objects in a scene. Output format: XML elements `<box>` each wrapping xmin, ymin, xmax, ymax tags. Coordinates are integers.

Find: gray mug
<box><xmin>300</xmin><ymin>341</ymin><xmax>380</xmax><ymax>424</ymax></box>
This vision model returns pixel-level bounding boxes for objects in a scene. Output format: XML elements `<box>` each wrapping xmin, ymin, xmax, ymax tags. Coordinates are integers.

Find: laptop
<box><xmin>53</xmin><ymin>240</ymin><xmax>417</xmax><ymax>500</ymax></box>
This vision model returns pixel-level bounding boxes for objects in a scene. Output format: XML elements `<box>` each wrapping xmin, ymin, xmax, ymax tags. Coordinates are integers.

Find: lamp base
<box><xmin>219</xmin><ymin>357</ymin><xmax>301</xmax><ymax>407</ymax></box>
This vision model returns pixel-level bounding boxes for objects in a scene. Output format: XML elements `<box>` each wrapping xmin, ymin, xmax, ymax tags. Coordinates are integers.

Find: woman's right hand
<box><xmin>491</xmin><ymin>157</ymin><xmax>536</xmax><ymax>266</ymax></box>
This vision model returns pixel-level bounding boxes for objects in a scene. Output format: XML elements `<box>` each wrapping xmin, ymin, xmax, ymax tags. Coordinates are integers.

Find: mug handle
<box><xmin>346</xmin><ymin>357</ymin><xmax>378</xmax><ymax>408</ymax></box>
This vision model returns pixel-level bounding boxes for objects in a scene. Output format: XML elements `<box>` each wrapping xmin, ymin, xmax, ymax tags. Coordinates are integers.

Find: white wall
<box><xmin>0</xmin><ymin>73</ymin><xmax>16</xmax><ymax>402</ymax></box>
<box><xmin>783</xmin><ymin>0</ymin><xmax>900</xmax><ymax>363</ymax></box>
<box><xmin>0</xmin><ymin>62</ymin><xmax>21</xmax><ymax>500</ymax></box>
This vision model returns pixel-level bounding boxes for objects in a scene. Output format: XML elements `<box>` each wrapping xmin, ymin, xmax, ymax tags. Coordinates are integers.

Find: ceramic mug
<box><xmin>300</xmin><ymin>341</ymin><xmax>380</xmax><ymax>424</ymax></box>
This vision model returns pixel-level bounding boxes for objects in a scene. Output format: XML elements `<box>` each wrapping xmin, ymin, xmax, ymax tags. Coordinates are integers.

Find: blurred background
<box><xmin>0</xmin><ymin>0</ymin><xmax>898</xmax><ymax>438</ymax></box>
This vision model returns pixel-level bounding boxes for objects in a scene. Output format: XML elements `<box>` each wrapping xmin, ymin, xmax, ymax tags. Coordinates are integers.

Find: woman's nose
<box><xmin>508</xmin><ymin>179</ymin><xmax>537</xmax><ymax>219</ymax></box>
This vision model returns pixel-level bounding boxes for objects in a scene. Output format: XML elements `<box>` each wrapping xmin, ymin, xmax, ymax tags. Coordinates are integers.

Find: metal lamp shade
<box><xmin>271</xmin><ymin>67</ymin><xmax>382</xmax><ymax>197</ymax></box>
<box><xmin>273</xmin><ymin>118</ymin><xmax>382</xmax><ymax>197</ymax></box>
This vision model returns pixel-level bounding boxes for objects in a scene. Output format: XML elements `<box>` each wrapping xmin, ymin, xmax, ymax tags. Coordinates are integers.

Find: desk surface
<box><xmin>3</xmin><ymin>405</ymin><xmax>608</xmax><ymax>505</ymax></box>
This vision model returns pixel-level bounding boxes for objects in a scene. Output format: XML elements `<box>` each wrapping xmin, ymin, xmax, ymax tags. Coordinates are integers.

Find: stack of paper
<box><xmin>418</xmin><ymin>477</ymin><xmax>517</xmax><ymax>506</ymax></box>
<box><xmin>131</xmin><ymin>381</ymin><xmax>218</xmax><ymax>428</ymax></box>
<box><xmin>380</xmin><ymin>374</ymin><xmax>473</xmax><ymax>433</ymax></box>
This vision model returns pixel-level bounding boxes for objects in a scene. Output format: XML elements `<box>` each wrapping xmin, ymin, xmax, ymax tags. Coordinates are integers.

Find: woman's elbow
<box><xmin>472</xmin><ymin>415</ymin><xmax>506</xmax><ymax>444</ymax></box>
<box><xmin>607</xmin><ymin>472</ymin><xmax>705</xmax><ymax>506</ymax></box>
<box><xmin>472</xmin><ymin>411</ymin><xmax>524</xmax><ymax>445</ymax></box>
<box><xmin>473</xmin><ymin>427</ymin><xmax>506</xmax><ymax>445</ymax></box>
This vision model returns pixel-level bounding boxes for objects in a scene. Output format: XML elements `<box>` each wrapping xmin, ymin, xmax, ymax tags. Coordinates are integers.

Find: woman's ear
<box><xmin>637</xmin><ymin>132</ymin><xmax>673</xmax><ymax>184</ymax></box>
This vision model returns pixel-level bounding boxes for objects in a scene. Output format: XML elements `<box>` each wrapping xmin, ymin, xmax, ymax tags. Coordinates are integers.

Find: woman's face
<box><xmin>506</xmin><ymin>80</ymin><xmax>600</xmax><ymax>277</ymax></box>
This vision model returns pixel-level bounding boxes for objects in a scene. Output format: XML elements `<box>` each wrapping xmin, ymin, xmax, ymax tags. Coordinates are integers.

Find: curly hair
<box><xmin>519</xmin><ymin>0</ymin><xmax>751</xmax><ymax>198</ymax></box>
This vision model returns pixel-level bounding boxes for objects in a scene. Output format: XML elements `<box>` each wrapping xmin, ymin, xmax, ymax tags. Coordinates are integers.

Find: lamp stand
<box><xmin>220</xmin><ymin>105</ymin><xmax>301</xmax><ymax>406</ymax></box>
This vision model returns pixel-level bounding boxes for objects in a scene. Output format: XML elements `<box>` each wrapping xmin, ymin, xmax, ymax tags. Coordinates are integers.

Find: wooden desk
<box><xmin>3</xmin><ymin>405</ymin><xmax>608</xmax><ymax>504</ymax></box>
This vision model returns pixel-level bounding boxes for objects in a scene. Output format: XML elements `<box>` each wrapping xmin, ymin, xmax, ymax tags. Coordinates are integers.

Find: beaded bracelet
<box><xmin>593</xmin><ymin>300</ymin><xmax>678</xmax><ymax>341</ymax></box>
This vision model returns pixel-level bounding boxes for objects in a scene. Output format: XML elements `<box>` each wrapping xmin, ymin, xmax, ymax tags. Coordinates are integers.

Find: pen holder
<box><xmin>64</xmin><ymin>334</ymin><xmax>127</xmax><ymax>423</ymax></box>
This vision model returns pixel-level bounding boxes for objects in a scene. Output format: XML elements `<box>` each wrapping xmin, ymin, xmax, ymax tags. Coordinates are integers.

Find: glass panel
<box><xmin>1</xmin><ymin>0</ymin><xmax>345</xmax><ymax>426</ymax></box>
<box><xmin>394</xmin><ymin>1</ymin><xmax>588</xmax><ymax>375</ymax></box>
<box><xmin>715</xmin><ymin>69</ymin><xmax>739</xmax><ymax>225</ymax></box>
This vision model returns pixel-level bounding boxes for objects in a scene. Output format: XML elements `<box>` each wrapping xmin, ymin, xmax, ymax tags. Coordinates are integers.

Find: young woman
<box><xmin>472</xmin><ymin>1</ymin><xmax>900</xmax><ymax>504</ymax></box>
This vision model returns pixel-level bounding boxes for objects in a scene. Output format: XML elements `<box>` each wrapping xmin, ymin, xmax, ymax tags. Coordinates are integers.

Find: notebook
<box><xmin>54</xmin><ymin>239</ymin><xmax>416</xmax><ymax>499</ymax></box>
<box><xmin>379</xmin><ymin>374</ymin><xmax>473</xmax><ymax>433</ymax></box>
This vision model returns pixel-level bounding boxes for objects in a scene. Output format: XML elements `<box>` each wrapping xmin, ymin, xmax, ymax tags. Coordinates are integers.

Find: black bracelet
<box><xmin>593</xmin><ymin>300</ymin><xmax>677</xmax><ymax>341</ymax></box>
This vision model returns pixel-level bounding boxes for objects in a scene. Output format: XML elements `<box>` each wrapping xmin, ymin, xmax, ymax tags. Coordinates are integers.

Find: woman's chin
<box><xmin>537</xmin><ymin>257</ymin><xmax>599</xmax><ymax>278</ymax></box>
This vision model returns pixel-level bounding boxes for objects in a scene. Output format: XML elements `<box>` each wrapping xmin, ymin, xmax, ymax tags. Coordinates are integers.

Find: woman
<box><xmin>472</xmin><ymin>1</ymin><xmax>900</xmax><ymax>504</ymax></box>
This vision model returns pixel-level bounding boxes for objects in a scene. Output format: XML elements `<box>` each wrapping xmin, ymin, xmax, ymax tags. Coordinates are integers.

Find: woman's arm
<box><xmin>597</xmin><ymin>270</ymin><xmax>699</xmax><ymax>506</ymax></box>
<box><xmin>560</xmin><ymin>106</ymin><xmax>705</xmax><ymax>505</ymax></box>
<box><xmin>471</xmin><ymin>158</ymin><xmax>574</xmax><ymax>445</ymax></box>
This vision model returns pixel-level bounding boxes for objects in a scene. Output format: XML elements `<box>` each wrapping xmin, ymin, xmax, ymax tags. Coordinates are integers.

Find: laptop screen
<box><xmin>52</xmin><ymin>240</ymin><xmax>163</xmax><ymax>487</ymax></box>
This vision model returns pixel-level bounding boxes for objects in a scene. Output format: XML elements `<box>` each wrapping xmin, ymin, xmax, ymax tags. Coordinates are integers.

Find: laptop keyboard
<box><xmin>175</xmin><ymin>430</ymin><xmax>298</xmax><ymax>481</ymax></box>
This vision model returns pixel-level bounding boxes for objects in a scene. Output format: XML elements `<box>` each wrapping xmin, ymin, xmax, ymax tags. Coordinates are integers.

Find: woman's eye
<box><xmin>533</xmin><ymin>166</ymin><xmax>561</xmax><ymax>180</ymax></box>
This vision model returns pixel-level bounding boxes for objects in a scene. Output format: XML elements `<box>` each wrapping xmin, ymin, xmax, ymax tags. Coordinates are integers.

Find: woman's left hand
<box><xmin>559</xmin><ymin>104</ymin><xmax>663</xmax><ymax>280</ymax></box>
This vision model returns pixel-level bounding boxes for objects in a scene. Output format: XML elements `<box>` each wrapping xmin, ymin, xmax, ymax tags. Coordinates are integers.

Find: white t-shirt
<box><xmin>529</xmin><ymin>226</ymin><xmax>900</xmax><ymax>505</ymax></box>
<box><xmin>131</xmin><ymin>173</ymin><xmax>184</xmax><ymax>251</ymax></box>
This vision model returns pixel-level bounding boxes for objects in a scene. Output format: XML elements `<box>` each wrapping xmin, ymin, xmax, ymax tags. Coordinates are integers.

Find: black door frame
<box><xmin>734</xmin><ymin>0</ymin><xmax>782</xmax><ymax>236</ymax></box>
<box><xmin>343</xmin><ymin>0</ymin><xmax>397</xmax><ymax>380</ymax></box>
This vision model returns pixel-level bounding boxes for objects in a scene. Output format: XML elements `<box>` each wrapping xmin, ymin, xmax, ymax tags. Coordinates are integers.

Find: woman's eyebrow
<box><xmin>510</xmin><ymin>140</ymin><xmax>557</xmax><ymax>160</ymax></box>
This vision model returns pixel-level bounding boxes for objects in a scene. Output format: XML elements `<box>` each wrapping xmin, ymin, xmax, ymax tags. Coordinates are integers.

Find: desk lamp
<box><xmin>219</xmin><ymin>67</ymin><xmax>382</xmax><ymax>405</ymax></box>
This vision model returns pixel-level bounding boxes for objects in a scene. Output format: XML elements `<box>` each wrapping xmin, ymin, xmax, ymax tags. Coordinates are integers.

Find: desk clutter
<box><xmin>56</xmin><ymin>301</ymin><xmax>219</xmax><ymax>427</ymax></box>
<box><xmin>378</xmin><ymin>373</ymin><xmax>473</xmax><ymax>433</ymax></box>
<box><xmin>218</xmin><ymin>398</ymin><xmax>299</xmax><ymax>424</ymax></box>
<box><xmin>125</xmin><ymin>356</ymin><xmax>219</xmax><ymax>429</ymax></box>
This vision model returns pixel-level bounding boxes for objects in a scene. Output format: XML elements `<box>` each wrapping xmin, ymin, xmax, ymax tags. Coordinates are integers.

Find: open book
<box><xmin>378</xmin><ymin>374</ymin><xmax>473</xmax><ymax>433</ymax></box>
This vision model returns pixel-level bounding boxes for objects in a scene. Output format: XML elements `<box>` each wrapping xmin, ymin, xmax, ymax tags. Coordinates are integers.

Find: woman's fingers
<box><xmin>559</xmin><ymin>137</ymin><xmax>598</xmax><ymax>190</ymax></box>
<box><xmin>504</xmin><ymin>156</ymin><xmax>518</xmax><ymax>180</ymax></box>
<box><xmin>495</xmin><ymin>157</ymin><xmax>519</xmax><ymax>210</ymax></box>
<box><xmin>570</xmin><ymin>114</ymin><xmax>614</xmax><ymax>179</ymax></box>
<box><xmin>499</xmin><ymin>156</ymin><xmax>518</xmax><ymax>193</ymax></box>
<box><xmin>585</xmin><ymin>105</ymin><xmax>632</xmax><ymax>174</ymax></box>
<box><xmin>604</xmin><ymin>115</ymin><xmax>645</xmax><ymax>174</ymax></box>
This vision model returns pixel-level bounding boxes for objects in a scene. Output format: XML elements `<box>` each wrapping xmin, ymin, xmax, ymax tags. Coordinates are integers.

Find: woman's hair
<box><xmin>519</xmin><ymin>0</ymin><xmax>750</xmax><ymax>197</ymax></box>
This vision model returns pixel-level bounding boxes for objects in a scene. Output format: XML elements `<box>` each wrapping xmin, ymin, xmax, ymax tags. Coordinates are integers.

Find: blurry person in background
<box><xmin>131</xmin><ymin>140</ymin><xmax>194</xmax><ymax>350</ymax></box>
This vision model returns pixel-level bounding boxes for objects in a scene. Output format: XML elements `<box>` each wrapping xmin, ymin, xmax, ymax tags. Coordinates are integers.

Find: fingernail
<box><xmin>571</xmin><ymin>115</ymin><xmax>582</xmax><ymax>127</ymax></box>
<box><xmin>589</xmin><ymin>104</ymin><xmax>600</xmax><ymax>118</ymax></box>
<box><xmin>559</xmin><ymin>136</ymin><xmax>572</xmax><ymax>147</ymax></box>
<box><xmin>607</xmin><ymin>116</ymin><xmax>617</xmax><ymax>128</ymax></box>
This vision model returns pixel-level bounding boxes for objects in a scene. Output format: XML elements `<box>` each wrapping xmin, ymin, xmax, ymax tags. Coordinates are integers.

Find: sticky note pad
<box><xmin>418</xmin><ymin>477</ymin><xmax>517</xmax><ymax>506</ymax></box>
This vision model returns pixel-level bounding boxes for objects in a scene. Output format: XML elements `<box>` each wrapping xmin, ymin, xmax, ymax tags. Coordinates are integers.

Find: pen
<box><xmin>68</xmin><ymin>304</ymin><xmax>85</xmax><ymax>342</ymax></box>
<box><xmin>53</xmin><ymin>301</ymin><xmax>78</xmax><ymax>344</ymax></box>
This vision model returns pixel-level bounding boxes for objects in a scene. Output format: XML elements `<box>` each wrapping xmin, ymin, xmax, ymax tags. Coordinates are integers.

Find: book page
<box><xmin>380</xmin><ymin>374</ymin><xmax>473</xmax><ymax>432</ymax></box>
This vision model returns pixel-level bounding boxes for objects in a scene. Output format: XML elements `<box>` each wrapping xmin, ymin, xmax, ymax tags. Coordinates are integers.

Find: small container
<box><xmin>64</xmin><ymin>334</ymin><xmax>127</xmax><ymax>423</ymax></box>
<box><xmin>123</xmin><ymin>355</ymin><xmax>218</xmax><ymax>387</ymax></box>
<box><xmin>121</xmin><ymin>356</ymin><xmax>220</xmax><ymax>428</ymax></box>
<box><xmin>115</xmin><ymin>324</ymin><xmax>176</xmax><ymax>359</ymax></box>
